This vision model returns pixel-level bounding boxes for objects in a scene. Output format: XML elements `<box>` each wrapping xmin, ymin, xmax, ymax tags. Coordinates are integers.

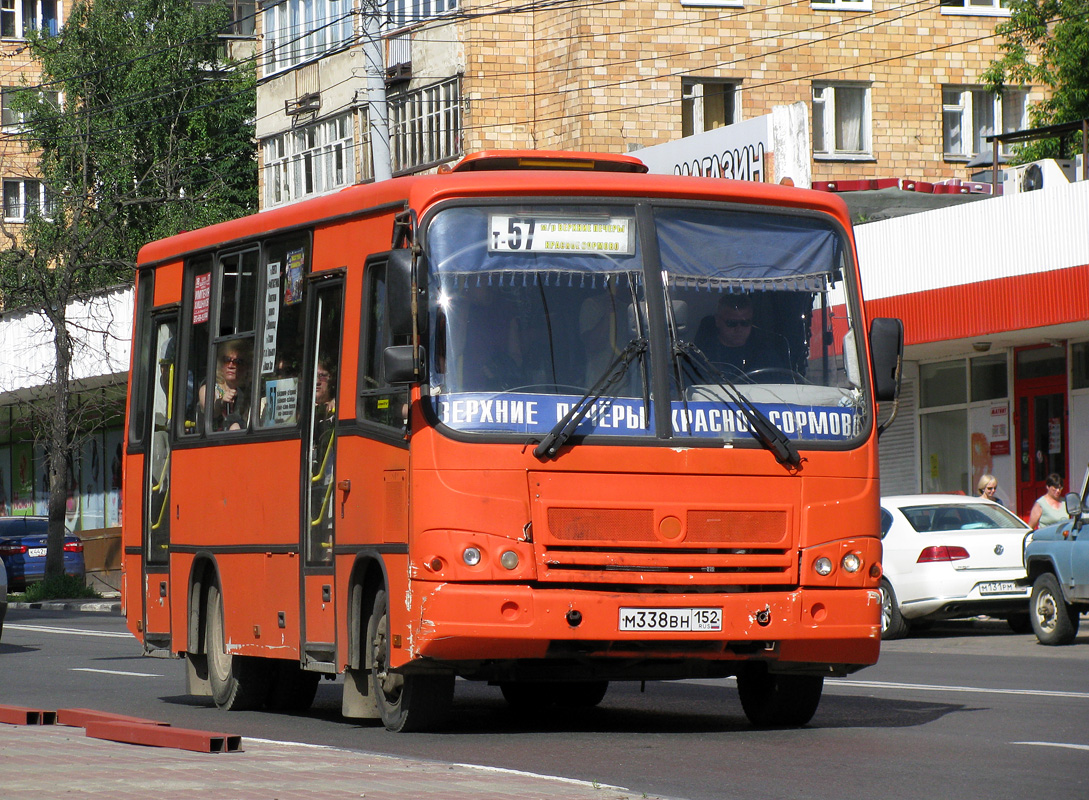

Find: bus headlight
<box><xmin>814</xmin><ymin>556</ymin><xmax>833</xmax><ymax>576</ymax></box>
<box><xmin>462</xmin><ymin>547</ymin><xmax>482</xmax><ymax>567</ymax></box>
<box><xmin>500</xmin><ymin>550</ymin><xmax>519</xmax><ymax>570</ymax></box>
<box><xmin>842</xmin><ymin>553</ymin><xmax>862</xmax><ymax>573</ymax></box>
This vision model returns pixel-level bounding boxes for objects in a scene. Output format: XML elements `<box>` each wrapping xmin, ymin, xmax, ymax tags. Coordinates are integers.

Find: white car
<box><xmin>879</xmin><ymin>495</ymin><xmax>1033</xmax><ymax>639</ymax></box>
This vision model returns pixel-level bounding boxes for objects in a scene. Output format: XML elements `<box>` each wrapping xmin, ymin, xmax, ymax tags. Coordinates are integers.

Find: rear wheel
<box><xmin>367</xmin><ymin>588</ymin><xmax>454</xmax><ymax>732</ymax></box>
<box><xmin>880</xmin><ymin>579</ymin><xmax>910</xmax><ymax>640</ymax></box>
<box><xmin>737</xmin><ymin>663</ymin><xmax>823</xmax><ymax>728</ymax></box>
<box><xmin>205</xmin><ymin>583</ymin><xmax>274</xmax><ymax>710</ymax></box>
<box><xmin>1030</xmin><ymin>573</ymin><xmax>1080</xmax><ymax>646</ymax></box>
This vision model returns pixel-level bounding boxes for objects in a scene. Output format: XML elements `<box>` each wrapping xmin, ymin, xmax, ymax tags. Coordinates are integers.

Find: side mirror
<box><xmin>1064</xmin><ymin>492</ymin><xmax>1082</xmax><ymax>517</ymax></box>
<box><xmin>386</xmin><ymin>249</ymin><xmax>414</xmax><ymax>339</ymax></box>
<box><xmin>383</xmin><ymin>345</ymin><xmax>416</xmax><ymax>384</ymax></box>
<box><xmin>870</xmin><ymin>317</ymin><xmax>904</xmax><ymax>402</ymax></box>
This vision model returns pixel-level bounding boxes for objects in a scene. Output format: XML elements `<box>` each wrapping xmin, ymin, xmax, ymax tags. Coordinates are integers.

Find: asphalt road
<box><xmin>2</xmin><ymin>607</ymin><xmax>1087</xmax><ymax>800</ymax></box>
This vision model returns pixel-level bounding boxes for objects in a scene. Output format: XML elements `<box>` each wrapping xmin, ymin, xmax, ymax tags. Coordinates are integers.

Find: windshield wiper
<box><xmin>533</xmin><ymin>337</ymin><xmax>647</xmax><ymax>460</ymax></box>
<box><xmin>673</xmin><ymin>340</ymin><xmax>802</xmax><ymax>469</ymax></box>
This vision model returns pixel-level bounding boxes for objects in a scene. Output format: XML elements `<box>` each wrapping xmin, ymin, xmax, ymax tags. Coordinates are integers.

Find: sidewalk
<box><xmin>1</xmin><ymin>722</ymin><xmax>659</xmax><ymax>800</ymax></box>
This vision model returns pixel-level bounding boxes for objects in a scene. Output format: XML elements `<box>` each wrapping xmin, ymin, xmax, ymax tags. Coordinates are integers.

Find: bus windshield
<box><xmin>424</xmin><ymin>201</ymin><xmax>867</xmax><ymax>448</ymax></box>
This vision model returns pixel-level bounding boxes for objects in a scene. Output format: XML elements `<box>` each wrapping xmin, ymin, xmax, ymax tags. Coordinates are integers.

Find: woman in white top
<box><xmin>1028</xmin><ymin>473</ymin><xmax>1067</xmax><ymax>529</ymax></box>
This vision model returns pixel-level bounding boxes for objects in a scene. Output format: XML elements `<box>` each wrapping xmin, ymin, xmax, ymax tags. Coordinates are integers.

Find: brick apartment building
<box><xmin>255</xmin><ymin>0</ymin><xmax>1041</xmax><ymax>209</ymax></box>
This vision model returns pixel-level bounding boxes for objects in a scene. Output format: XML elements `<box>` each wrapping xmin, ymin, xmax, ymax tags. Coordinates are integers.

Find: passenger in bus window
<box><xmin>693</xmin><ymin>294</ymin><xmax>790</xmax><ymax>377</ymax></box>
<box><xmin>199</xmin><ymin>340</ymin><xmax>252</xmax><ymax>431</ymax></box>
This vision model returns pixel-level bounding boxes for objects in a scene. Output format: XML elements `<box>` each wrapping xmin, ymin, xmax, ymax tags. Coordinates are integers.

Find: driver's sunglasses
<box><xmin>721</xmin><ymin>318</ymin><xmax>753</xmax><ymax>329</ymax></box>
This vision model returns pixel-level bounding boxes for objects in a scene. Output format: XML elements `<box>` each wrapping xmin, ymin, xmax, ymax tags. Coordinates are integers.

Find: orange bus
<box><xmin>122</xmin><ymin>150</ymin><xmax>903</xmax><ymax>731</ymax></box>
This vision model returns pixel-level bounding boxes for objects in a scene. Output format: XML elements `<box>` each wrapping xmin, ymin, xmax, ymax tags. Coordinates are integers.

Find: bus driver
<box><xmin>693</xmin><ymin>294</ymin><xmax>790</xmax><ymax>377</ymax></box>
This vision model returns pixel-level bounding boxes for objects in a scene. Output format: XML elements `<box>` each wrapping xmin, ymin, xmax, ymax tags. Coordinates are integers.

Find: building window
<box><xmin>812</xmin><ymin>83</ymin><xmax>871</xmax><ymax>158</ymax></box>
<box><xmin>263</xmin><ymin>0</ymin><xmax>354</xmax><ymax>75</ymax></box>
<box><xmin>811</xmin><ymin>0</ymin><xmax>871</xmax><ymax>10</ymax></box>
<box><xmin>1</xmin><ymin>87</ymin><xmax>60</xmax><ymax>129</ymax></box>
<box><xmin>3</xmin><ymin>179</ymin><xmax>50</xmax><ymax>221</ymax></box>
<box><xmin>681</xmin><ymin>80</ymin><xmax>738</xmax><ymax>138</ymax></box>
<box><xmin>263</xmin><ymin>113</ymin><xmax>354</xmax><ymax>208</ymax></box>
<box><xmin>0</xmin><ymin>0</ymin><xmax>61</xmax><ymax>38</ymax></box>
<box><xmin>194</xmin><ymin>0</ymin><xmax>255</xmax><ymax>36</ymax></box>
<box><xmin>940</xmin><ymin>0</ymin><xmax>1011</xmax><ymax>16</ymax></box>
<box><xmin>390</xmin><ymin>77</ymin><xmax>461</xmax><ymax>174</ymax></box>
<box><xmin>387</xmin><ymin>0</ymin><xmax>458</xmax><ymax>29</ymax></box>
<box><xmin>942</xmin><ymin>86</ymin><xmax>1028</xmax><ymax>160</ymax></box>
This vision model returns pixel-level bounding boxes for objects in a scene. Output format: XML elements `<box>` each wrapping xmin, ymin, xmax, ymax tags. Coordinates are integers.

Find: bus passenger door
<box><xmin>300</xmin><ymin>280</ymin><xmax>343</xmax><ymax>665</ymax></box>
<box><xmin>142</xmin><ymin>314</ymin><xmax>177</xmax><ymax>647</ymax></box>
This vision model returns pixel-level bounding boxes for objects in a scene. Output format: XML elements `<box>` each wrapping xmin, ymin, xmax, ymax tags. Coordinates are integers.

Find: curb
<box><xmin>7</xmin><ymin>599</ymin><xmax>121</xmax><ymax>613</ymax></box>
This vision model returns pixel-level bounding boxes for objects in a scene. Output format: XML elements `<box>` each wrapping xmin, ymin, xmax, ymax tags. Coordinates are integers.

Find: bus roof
<box><xmin>136</xmin><ymin>152</ymin><xmax>852</xmax><ymax>269</ymax></box>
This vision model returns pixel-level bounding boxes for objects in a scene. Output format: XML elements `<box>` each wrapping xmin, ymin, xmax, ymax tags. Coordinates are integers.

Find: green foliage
<box><xmin>19</xmin><ymin>574</ymin><xmax>101</xmax><ymax>602</ymax></box>
<box><xmin>1</xmin><ymin>0</ymin><xmax>257</xmax><ymax>306</ymax></box>
<box><xmin>983</xmin><ymin>0</ymin><xmax>1089</xmax><ymax>161</ymax></box>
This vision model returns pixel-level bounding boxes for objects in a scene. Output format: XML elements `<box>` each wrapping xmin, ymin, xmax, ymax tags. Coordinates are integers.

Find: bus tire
<box><xmin>367</xmin><ymin>588</ymin><xmax>454</xmax><ymax>732</ymax></box>
<box><xmin>737</xmin><ymin>663</ymin><xmax>823</xmax><ymax>728</ymax></box>
<box><xmin>267</xmin><ymin>661</ymin><xmax>321</xmax><ymax>712</ymax></box>
<box><xmin>1030</xmin><ymin>572</ymin><xmax>1079</xmax><ymax>646</ymax></box>
<box><xmin>205</xmin><ymin>583</ymin><xmax>274</xmax><ymax>710</ymax></box>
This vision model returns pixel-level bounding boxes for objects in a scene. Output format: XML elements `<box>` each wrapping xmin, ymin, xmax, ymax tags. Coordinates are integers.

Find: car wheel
<box><xmin>205</xmin><ymin>583</ymin><xmax>274</xmax><ymax>710</ymax></box>
<box><xmin>879</xmin><ymin>579</ymin><xmax>910</xmax><ymax>640</ymax></box>
<box><xmin>367</xmin><ymin>588</ymin><xmax>454</xmax><ymax>732</ymax></box>
<box><xmin>737</xmin><ymin>662</ymin><xmax>823</xmax><ymax>728</ymax></box>
<box><xmin>1030</xmin><ymin>573</ymin><xmax>1080</xmax><ymax>646</ymax></box>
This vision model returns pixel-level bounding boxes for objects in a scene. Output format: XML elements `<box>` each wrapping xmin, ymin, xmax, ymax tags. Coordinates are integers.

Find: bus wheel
<box><xmin>205</xmin><ymin>584</ymin><xmax>273</xmax><ymax>710</ymax></box>
<box><xmin>736</xmin><ymin>663</ymin><xmax>823</xmax><ymax>728</ymax></box>
<box><xmin>267</xmin><ymin>661</ymin><xmax>321</xmax><ymax>712</ymax></box>
<box><xmin>367</xmin><ymin>588</ymin><xmax>454</xmax><ymax>732</ymax></box>
<box><xmin>500</xmin><ymin>680</ymin><xmax>609</xmax><ymax>709</ymax></box>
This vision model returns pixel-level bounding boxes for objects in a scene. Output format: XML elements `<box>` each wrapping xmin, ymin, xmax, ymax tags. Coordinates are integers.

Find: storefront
<box><xmin>856</xmin><ymin>177</ymin><xmax>1089</xmax><ymax>519</ymax></box>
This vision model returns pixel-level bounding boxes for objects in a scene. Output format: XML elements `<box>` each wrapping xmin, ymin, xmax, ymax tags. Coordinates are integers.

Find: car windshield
<box><xmin>899</xmin><ymin>503</ymin><xmax>1029</xmax><ymax>533</ymax></box>
<box><xmin>423</xmin><ymin>201</ymin><xmax>867</xmax><ymax>448</ymax></box>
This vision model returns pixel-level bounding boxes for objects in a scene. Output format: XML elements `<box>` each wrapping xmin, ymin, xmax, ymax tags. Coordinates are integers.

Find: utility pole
<box><xmin>361</xmin><ymin>0</ymin><xmax>392</xmax><ymax>182</ymax></box>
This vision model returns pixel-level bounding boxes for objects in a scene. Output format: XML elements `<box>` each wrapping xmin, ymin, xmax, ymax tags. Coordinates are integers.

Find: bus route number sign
<box><xmin>618</xmin><ymin>607</ymin><xmax>723</xmax><ymax>632</ymax></box>
<box><xmin>488</xmin><ymin>214</ymin><xmax>635</xmax><ymax>255</ymax></box>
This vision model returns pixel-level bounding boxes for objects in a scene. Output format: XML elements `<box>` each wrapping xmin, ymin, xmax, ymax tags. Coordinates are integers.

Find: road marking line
<box><xmin>1012</xmin><ymin>741</ymin><xmax>1089</xmax><ymax>751</ymax></box>
<box><xmin>4</xmin><ymin>623</ymin><xmax>130</xmax><ymax>639</ymax></box>
<box><xmin>70</xmin><ymin>668</ymin><xmax>160</xmax><ymax>678</ymax></box>
<box><xmin>829</xmin><ymin>678</ymin><xmax>1089</xmax><ymax>701</ymax></box>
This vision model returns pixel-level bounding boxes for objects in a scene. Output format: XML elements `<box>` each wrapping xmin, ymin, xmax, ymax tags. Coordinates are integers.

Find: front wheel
<box><xmin>367</xmin><ymin>588</ymin><xmax>454</xmax><ymax>732</ymax></box>
<box><xmin>205</xmin><ymin>583</ymin><xmax>274</xmax><ymax>710</ymax></box>
<box><xmin>1030</xmin><ymin>573</ymin><xmax>1080</xmax><ymax>646</ymax></box>
<box><xmin>736</xmin><ymin>663</ymin><xmax>823</xmax><ymax>728</ymax></box>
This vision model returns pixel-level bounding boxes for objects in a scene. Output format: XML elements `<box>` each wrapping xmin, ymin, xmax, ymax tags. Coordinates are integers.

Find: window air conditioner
<box><xmin>1002</xmin><ymin>158</ymin><xmax>1076</xmax><ymax>195</ymax></box>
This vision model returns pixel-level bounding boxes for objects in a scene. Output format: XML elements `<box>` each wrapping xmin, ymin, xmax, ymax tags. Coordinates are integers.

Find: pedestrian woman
<box><xmin>1028</xmin><ymin>473</ymin><xmax>1067</xmax><ymax>529</ymax></box>
<box><xmin>977</xmin><ymin>473</ymin><xmax>1005</xmax><ymax>507</ymax></box>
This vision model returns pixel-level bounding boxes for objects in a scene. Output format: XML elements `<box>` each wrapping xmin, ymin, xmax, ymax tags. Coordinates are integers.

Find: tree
<box><xmin>0</xmin><ymin>0</ymin><xmax>256</xmax><ymax>584</ymax></box>
<box><xmin>983</xmin><ymin>0</ymin><xmax>1089</xmax><ymax>159</ymax></box>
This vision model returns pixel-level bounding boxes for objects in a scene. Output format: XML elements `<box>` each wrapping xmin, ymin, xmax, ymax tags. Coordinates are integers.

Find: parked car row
<box><xmin>0</xmin><ymin>516</ymin><xmax>87</xmax><ymax>592</ymax></box>
<box><xmin>879</xmin><ymin>478</ymin><xmax>1089</xmax><ymax>646</ymax></box>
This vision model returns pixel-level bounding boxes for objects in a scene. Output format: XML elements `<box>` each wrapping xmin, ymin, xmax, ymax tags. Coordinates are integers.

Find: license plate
<box><xmin>28</xmin><ymin>547</ymin><xmax>46</xmax><ymax>557</ymax></box>
<box><xmin>978</xmin><ymin>581</ymin><xmax>1022</xmax><ymax>595</ymax></box>
<box><xmin>618</xmin><ymin>607</ymin><xmax>722</xmax><ymax>632</ymax></box>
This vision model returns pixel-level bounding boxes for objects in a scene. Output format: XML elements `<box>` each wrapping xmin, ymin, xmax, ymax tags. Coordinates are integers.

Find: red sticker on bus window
<box><xmin>193</xmin><ymin>273</ymin><xmax>211</xmax><ymax>324</ymax></box>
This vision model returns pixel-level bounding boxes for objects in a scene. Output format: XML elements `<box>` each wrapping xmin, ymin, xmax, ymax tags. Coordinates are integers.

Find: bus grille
<box><xmin>539</xmin><ymin>507</ymin><xmax>794</xmax><ymax>585</ymax></box>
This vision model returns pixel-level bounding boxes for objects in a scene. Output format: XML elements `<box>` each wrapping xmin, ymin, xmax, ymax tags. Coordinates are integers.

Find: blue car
<box><xmin>0</xmin><ymin>516</ymin><xmax>86</xmax><ymax>591</ymax></box>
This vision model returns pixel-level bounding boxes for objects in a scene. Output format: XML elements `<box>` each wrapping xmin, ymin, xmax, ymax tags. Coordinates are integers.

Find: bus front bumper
<box><xmin>403</xmin><ymin>583</ymin><xmax>881</xmax><ymax>672</ymax></box>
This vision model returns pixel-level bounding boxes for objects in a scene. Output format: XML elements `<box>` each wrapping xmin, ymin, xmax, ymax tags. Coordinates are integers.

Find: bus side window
<box><xmin>182</xmin><ymin>257</ymin><xmax>212</xmax><ymax>436</ymax></box>
<box><xmin>256</xmin><ymin>237</ymin><xmax>308</xmax><ymax>428</ymax></box>
<box><xmin>359</xmin><ymin>262</ymin><xmax>410</xmax><ymax>430</ymax></box>
<box><xmin>206</xmin><ymin>249</ymin><xmax>260</xmax><ymax>434</ymax></box>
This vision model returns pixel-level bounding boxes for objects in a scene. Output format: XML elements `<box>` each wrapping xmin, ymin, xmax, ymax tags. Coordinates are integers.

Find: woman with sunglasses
<box><xmin>199</xmin><ymin>340</ymin><xmax>252</xmax><ymax>431</ymax></box>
